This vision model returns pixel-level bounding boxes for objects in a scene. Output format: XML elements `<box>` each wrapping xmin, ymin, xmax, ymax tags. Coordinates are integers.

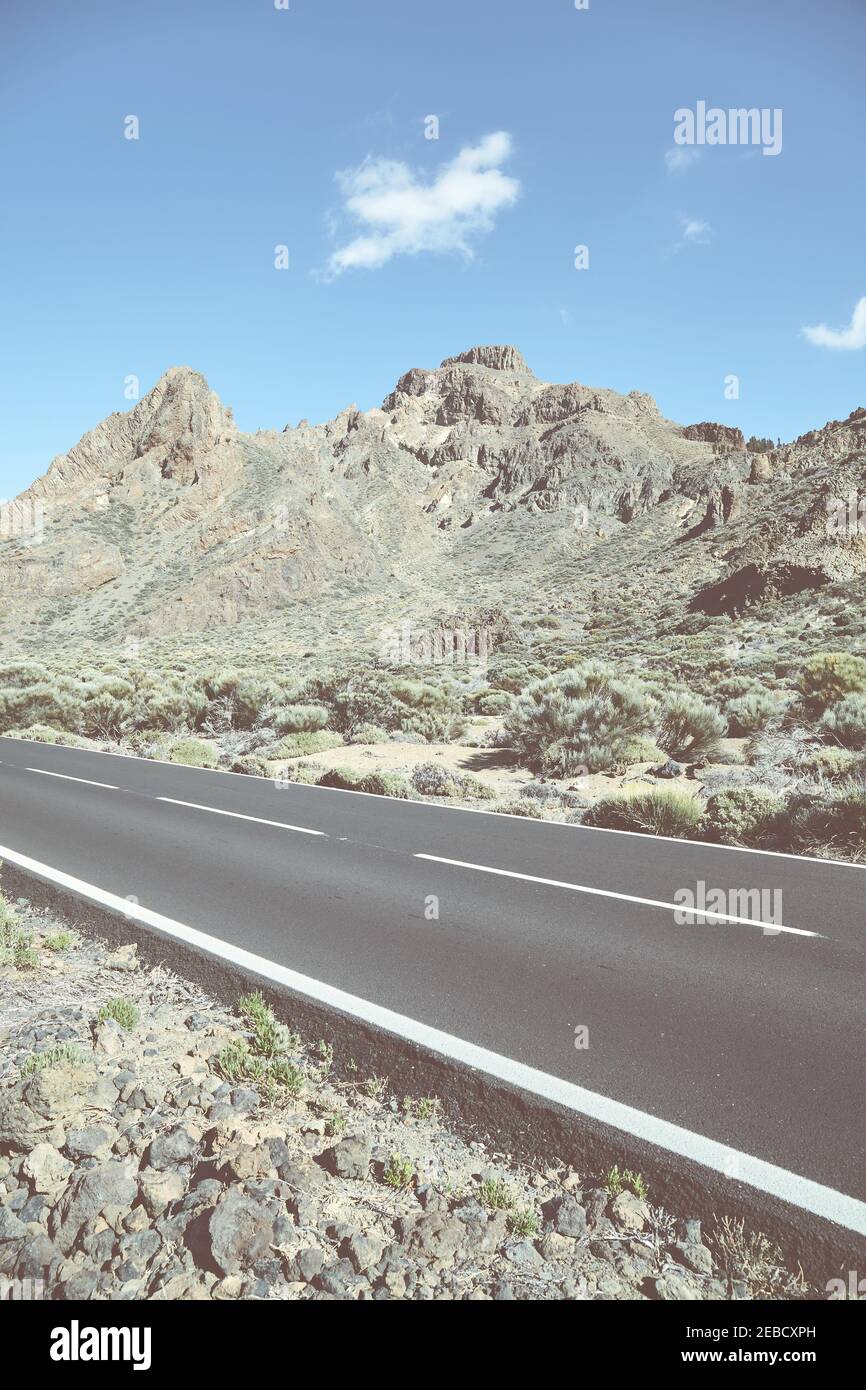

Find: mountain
<box><xmin>2</xmin><ymin>347</ymin><xmax>865</xmax><ymax>660</ymax></box>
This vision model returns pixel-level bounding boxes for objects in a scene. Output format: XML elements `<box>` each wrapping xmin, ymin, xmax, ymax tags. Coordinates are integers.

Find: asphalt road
<box><xmin>1</xmin><ymin>734</ymin><xmax>864</xmax><ymax>1207</ymax></box>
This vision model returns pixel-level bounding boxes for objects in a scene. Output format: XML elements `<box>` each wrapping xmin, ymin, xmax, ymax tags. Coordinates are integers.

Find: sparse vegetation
<box><xmin>98</xmin><ymin>996</ymin><xmax>140</xmax><ymax>1030</ymax></box>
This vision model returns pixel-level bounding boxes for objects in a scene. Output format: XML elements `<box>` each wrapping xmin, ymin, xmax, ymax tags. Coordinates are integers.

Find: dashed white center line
<box><xmin>414</xmin><ymin>853</ymin><xmax>820</xmax><ymax>937</ymax></box>
<box><xmin>26</xmin><ymin>767</ymin><xmax>120</xmax><ymax>791</ymax></box>
<box><xmin>156</xmin><ymin>797</ymin><xmax>327</xmax><ymax>836</ymax></box>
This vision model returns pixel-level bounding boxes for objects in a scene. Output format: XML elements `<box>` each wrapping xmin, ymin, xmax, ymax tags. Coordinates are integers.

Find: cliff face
<box><xmin>1</xmin><ymin>347</ymin><xmax>863</xmax><ymax>647</ymax></box>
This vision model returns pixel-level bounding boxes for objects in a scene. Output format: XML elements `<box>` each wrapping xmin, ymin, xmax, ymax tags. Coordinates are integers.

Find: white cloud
<box><xmin>665</xmin><ymin>146</ymin><xmax>700</xmax><ymax>174</ymax></box>
<box><xmin>672</xmin><ymin>214</ymin><xmax>712</xmax><ymax>253</ymax></box>
<box><xmin>323</xmin><ymin>132</ymin><xmax>519</xmax><ymax>277</ymax></box>
<box><xmin>802</xmin><ymin>296</ymin><xmax>866</xmax><ymax>350</ymax></box>
<box><xmin>559</xmin><ymin>305</ymin><xmax>570</xmax><ymax>326</ymax></box>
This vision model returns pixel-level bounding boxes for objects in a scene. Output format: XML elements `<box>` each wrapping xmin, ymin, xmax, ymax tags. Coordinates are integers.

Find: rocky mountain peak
<box><xmin>440</xmin><ymin>345</ymin><xmax>532</xmax><ymax>373</ymax></box>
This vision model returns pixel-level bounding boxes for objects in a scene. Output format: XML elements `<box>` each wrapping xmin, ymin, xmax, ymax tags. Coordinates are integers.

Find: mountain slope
<box><xmin>1</xmin><ymin>348</ymin><xmax>864</xmax><ymax>659</ymax></box>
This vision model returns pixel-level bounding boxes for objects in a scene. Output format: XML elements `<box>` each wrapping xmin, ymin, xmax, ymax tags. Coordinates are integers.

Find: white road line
<box><xmin>414</xmin><ymin>853</ymin><xmax>820</xmax><ymax>937</ymax></box>
<box><xmin>3</xmin><ymin>734</ymin><xmax>862</xmax><ymax>871</ymax></box>
<box><xmin>156</xmin><ymin>797</ymin><xmax>327</xmax><ymax>836</ymax></box>
<box><xmin>25</xmin><ymin>767</ymin><xmax>120</xmax><ymax>791</ymax></box>
<box><xmin>0</xmin><ymin>840</ymin><xmax>862</xmax><ymax>1236</ymax></box>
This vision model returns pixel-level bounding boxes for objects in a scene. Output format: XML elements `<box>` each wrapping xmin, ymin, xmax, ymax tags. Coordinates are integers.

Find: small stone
<box><xmin>137</xmin><ymin>1167</ymin><xmax>185</xmax><ymax>1217</ymax></box>
<box><xmin>673</xmin><ymin>1240</ymin><xmax>714</xmax><ymax>1276</ymax></box>
<box><xmin>22</xmin><ymin>1143</ymin><xmax>73</xmax><ymax>1193</ymax></box>
<box><xmin>65</xmin><ymin>1126</ymin><xmax>115</xmax><ymax>1161</ymax></box>
<box><xmin>330</xmin><ymin>1132</ymin><xmax>372</xmax><ymax>1181</ymax></box>
<box><xmin>207</xmin><ymin>1189</ymin><xmax>275</xmax><ymax>1276</ymax></box>
<box><xmin>347</xmin><ymin>1231</ymin><xmax>385</xmax><ymax>1274</ymax></box>
<box><xmin>545</xmin><ymin>1194</ymin><xmax>588</xmax><ymax>1239</ymax></box>
<box><xmin>610</xmin><ymin>1190</ymin><xmax>650</xmax><ymax>1232</ymax></box>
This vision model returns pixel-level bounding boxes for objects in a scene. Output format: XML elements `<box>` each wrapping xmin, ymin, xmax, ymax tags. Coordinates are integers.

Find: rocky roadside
<box><xmin>0</xmin><ymin>891</ymin><xmax>814</xmax><ymax>1302</ymax></box>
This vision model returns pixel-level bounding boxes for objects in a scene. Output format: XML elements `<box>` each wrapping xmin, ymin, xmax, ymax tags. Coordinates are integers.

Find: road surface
<box><xmin>1</xmin><ymin>734</ymin><xmax>864</xmax><ymax>1222</ymax></box>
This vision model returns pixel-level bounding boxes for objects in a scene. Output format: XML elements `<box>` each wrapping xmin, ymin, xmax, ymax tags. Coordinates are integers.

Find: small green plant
<box><xmin>402</xmin><ymin>1095</ymin><xmax>442</xmax><ymax>1123</ymax></box>
<box><xmin>98</xmin><ymin>996</ymin><xmax>140</xmax><ymax>1030</ymax></box>
<box><xmin>363</xmin><ymin>1074</ymin><xmax>387</xmax><ymax>1101</ymax></box>
<box><xmin>324</xmin><ymin>1109</ymin><xmax>348</xmax><ymax>1138</ymax></box>
<box><xmin>168</xmin><ymin>736</ymin><xmax>218</xmax><ymax>768</ymax></box>
<box><xmin>508</xmin><ymin>1207</ymin><xmax>539</xmax><ymax>1237</ymax></box>
<box><xmin>215</xmin><ymin>994</ymin><xmax>304</xmax><ymax>1104</ymax></box>
<box><xmin>604</xmin><ymin>1164</ymin><xmax>648</xmax><ymax>1199</ymax></box>
<box><xmin>216</xmin><ymin>1037</ymin><xmax>252</xmax><ymax>1084</ymax></box>
<box><xmin>478</xmin><ymin>1177</ymin><xmax>517</xmax><ymax>1212</ymax></box>
<box><xmin>0</xmin><ymin>893</ymin><xmax>38</xmax><ymax>970</ymax></box>
<box><xmin>21</xmin><ymin>1042</ymin><xmax>87</xmax><ymax>1076</ymax></box>
<box><xmin>383</xmin><ymin>1152</ymin><xmax>415</xmax><ymax>1189</ymax></box>
<box><xmin>44</xmin><ymin>931</ymin><xmax>74</xmax><ymax>952</ymax></box>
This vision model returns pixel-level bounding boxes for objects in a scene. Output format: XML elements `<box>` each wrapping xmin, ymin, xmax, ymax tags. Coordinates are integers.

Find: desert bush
<box><xmin>702</xmin><ymin>786</ymin><xmax>784</xmax><ymax>847</ymax></box>
<box><xmin>582</xmin><ymin>786</ymin><xmax>703</xmax><ymax>837</ymax></box>
<box><xmin>458</xmin><ymin>775</ymin><xmax>498</xmax><ymax>800</ymax></box>
<box><xmin>725</xmin><ymin>690</ymin><xmax>787</xmax><ymax>737</ymax></box>
<box><xmin>229</xmin><ymin>754</ymin><xmax>269</xmax><ymax>776</ymax></box>
<box><xmin>411</xmin><ymin>763</ymin><xmax>459</xmax><ymax>797</ymax></box>
<box><xmin>821</xmin><ymin>693</ymin><xmax>866</xmax><ymax>750</ymax></box>
<box><xmin>81</xmin><ymin>689</ymin><xmax>133</xmax><ymax>740</ymax></box>
<box><xmin>504</xmin><ymin>663</ymin><xmax>654</xmax><ymax>775</ymax></box>
<box><xmin>493</xmin><ymin>797</ymin><xmax>544</xmax><ymax>818</ymax></box>
<box><xmin>316</xmin><ymin>767</ymin><xmax>365</xmax><ymax>791</ymax></box>
<box><xmin>4</xmin><ymin>724</ymin><xmax>88</xmax><ymax>746</ymax></box>
<box><xmin>271</xmin><ymin>703</ymin><xmax>329</xmax><ymax>735</ymax></box>
<box><xmin>357</xmin><ymin>771</ymin><xmax>411</xmax><ymax>798</ymax></box>
<box><xmin>784</xmin><ymin>776</ymin><xmax>866</xmax><ymax>860</ymax></box>
<box><xmin>263</xmin><ymin>731</ymin><xmax>344</xmax><ymax>759</ymax></box>
<box><xmin>329</xmin><ymin>670</ymin><xmax>460</xmax><ymax>742</ymax></box>
<box><xmin>657</xmin><ymin>693</ymin><xmax>726</xmax><ymax>763</ymax></box>
<box><xmin>0</xmin><ymin>683</ymin><xmax>83</xmax><ymax>734</ymax></box>
<box><xmin>799</xmin><ymin>652</ymin><xmax>866</xmax><ymax>712</ymax></box>
<box><xmin>472</xmin><ymin>690</ymin><xmax>513</xmax><ymax>716</ymax></box>
<box><xmin>345</xmin><ymin>722</ymin><xmax>390</xmax><ymax>745</ymax></box>
<box><xmin>168</xmin><ymin>737</ymin><xmax>218</xmax><ymax>768</ymax></box>
<box><xmin>135</xmin><ymin>686</ymin><xmax>206</xmax><ymax>732</ymax></box>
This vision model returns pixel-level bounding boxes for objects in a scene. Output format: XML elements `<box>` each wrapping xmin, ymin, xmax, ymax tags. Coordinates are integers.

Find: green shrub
<box><xmin>582</xmin><ymin>786</ymin><xmax>703</xmax><ymax>837</ymax></box>
<box><xmin>264</xmin><ymin>730</ymin><xmax>344</xmax><ymax>759</ymax></box>
<box><xmin>702</xmin><ymin>786</ymin><xmax>784</xmax><ymax>847</ymax></box>
<box><xmin>345</xmin><ymin>722</ymin><xmax>390</xmax><ymax>744</ymax></box>
<box><xmin>800</xmin><ymin>653</ymin><xmax>866</xmax><ymax>713</ymax></box>
<box><xmin>657</xmin><ymin>693</ymin><xmax>726</xmax><ymax>762</ymax></box>
<box><xmin>271</xmin><ymin>703</ymin><xmax>329</xmax><ymax>735</ymax></box>
<box><xmin>98</xmin><ymin>997</ymin><xmax>140</xmax><ymax>1030</ymax></box>
<box><xmin>821</xmin><ymin>693</ymin><xmax>866</xmax><ymax>750</ymax></box>
<box><xmin>230</xmin><ymin>754</ymin><xmax>269</xmax><ymax>777</ymax></box>
<box><xmin>316</xmin><ymin>767</ymin><xmax>365</xmax><ymax>791</ymax></box>
<box><xmin>358</xmin><ymin>771</ymin><xmax>411</xmax><ymax>798</ymax></box>
<box><xmin>725</xmin><ymin>690</ymin><xmax>787</xmax><ymax>737</ymax></box>
<box><xmin>411</xmin><ymin>762</ymin><xmax>459</xmax><ymax>797</ymax></box>
<box><xmin>473</xmin><ymin>690</ymin><xmax>513</xmax><ymax>716</ymax></box>
<box><xmin>168</xmin><ymin>737</ymin><xmax>218</xmax><ymax>768</ymax></box>
<box><xmin>784</xmin><ymin>776</ymin><xmax>866</xmax><ymax>860</ymax></box>
<box><xmin>504</xmin><ymin>663</ymin><xmax>654</xmax><ymax>775</ymax></box>
<box><xmin>81</xmin><ymin>689</ymin><xmax>133</xmax><ymax>740</ymax></box>
<box><xmin>494</xmin><ymin>797</ymin><xmax>544</xmax><ymax>818</ymax></box>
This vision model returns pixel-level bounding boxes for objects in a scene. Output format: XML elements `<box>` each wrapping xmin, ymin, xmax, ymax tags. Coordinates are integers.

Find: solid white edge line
<box><xmin>414</xmin><ymin>854</ymin><xmax>820</xmax><ymax>937</ymax></box>
<box><xmin>25</xmin><ymin>767</ymin><xmax>120</xmax><ymax>791</ymax></box>
<box><xmin>0</xmin><ymin>840</ymin><xmax>863</xmax><ymax>1237</ymax></box>
<box><xmin>155</xmin><ymin>797</ymin><xmax>327</xmax><ymax>836</ymax></box>
<box><xmin>2</xmin><ymin>735</ymin><xmax>863</xmax><ymax>871</ymax></box>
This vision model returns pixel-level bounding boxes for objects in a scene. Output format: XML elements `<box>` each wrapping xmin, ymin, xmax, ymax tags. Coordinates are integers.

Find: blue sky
<box><xmin>1</xmin><ymin>0</ymin><xmax>864</xmax><ymax>496</ymax></box>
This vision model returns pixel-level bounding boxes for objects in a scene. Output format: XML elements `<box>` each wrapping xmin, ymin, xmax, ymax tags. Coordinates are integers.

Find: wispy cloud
<box><xmin>664</xmin><ymin>146</ymin><xmax>700</xmax><ymax>174</ymax></box>
<box><xmin>673</xmin><ymin>214</ymin><xmax>712</xmax><ymax>252</ymax></box>
<box><xmin>802</xmin><ymin>296</ymin><xmax>866</xmax><ymax>350</ymax></box>
<box><xmin>559</xmin><ymin>305</ymin><xmax>570</xmax><ymax>327</ymax></box>
<box><xmin>322</xmin><ymin>132</ymin><xmax>519</xmax><ymax>278</ymax></box>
